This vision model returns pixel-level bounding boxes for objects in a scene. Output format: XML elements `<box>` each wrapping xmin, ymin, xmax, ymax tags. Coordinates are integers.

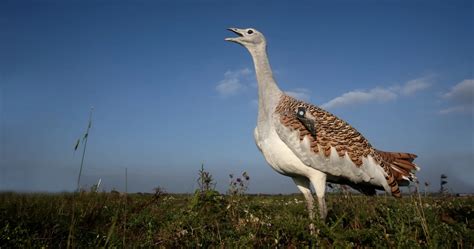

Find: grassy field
<box><xmin>0</xmin><ymin>188</ymin><xmax>472</xmax><ymax>248</ymax></box>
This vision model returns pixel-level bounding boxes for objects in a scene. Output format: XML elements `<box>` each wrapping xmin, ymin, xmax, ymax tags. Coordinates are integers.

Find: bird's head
<box><xmin>225</xmin><ymin>27</ymin><xmax>266</xmax><ymax>50</ymax></box>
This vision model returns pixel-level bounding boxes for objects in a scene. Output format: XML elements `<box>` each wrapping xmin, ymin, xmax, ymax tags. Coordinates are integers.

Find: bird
<box><xmin>225</xmin><ymin>27</ymin><xmax>420</xmax><ymax>221</ymax></box>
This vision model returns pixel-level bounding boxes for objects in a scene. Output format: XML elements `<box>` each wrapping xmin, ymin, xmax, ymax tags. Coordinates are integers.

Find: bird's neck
<box><xmin>249</xmin><ymin>46</ymin><xmax>282</xmax><ymax>125</ymax></box>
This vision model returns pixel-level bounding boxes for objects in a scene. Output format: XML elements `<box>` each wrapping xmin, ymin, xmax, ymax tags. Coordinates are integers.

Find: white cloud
<box><xmin>399</xmin><ymin>76</ymin><xmax>432</xmax><ymax>96</ymax></box>
<box><xmin>216</xmin><ymin>68</ymin><xmax>253</xmax><ymax>97</ymax></box>
<box><xmin>442</xmin><ymin>79</ymin><xmax>474</xmax><ymax>102</ymax></box>
<box><xmin>225</xmin><ymin>68</ymin><xmax>251</xmax><ymax>77</ymax></box>
<box><xmin>216</xmin><ymin>78</ymin><xmax>244</xmax><ymax>96</ymax></box>
<box><xmin>285</xmin><ymin>88</ymin><xmax>311</xmax><ymax>101</ymax></box>
<box><xmin>439</xmin><ymin>79</ymin><xmax>474</xmax><ymax>115</ymax></box>
<box><xmin>321</xmin><ymin>88</ymin><xmax>397</xmax><ymax>109</ymax></box>
<box><xmin>439</xmin><ymin>106</ymin><xmax>469</xmax><ymax>115</ymax></box>
<box><xmin>321</xmin><ymin>76</ymin><xmax>432</xmax><ymax>109</ymax></box>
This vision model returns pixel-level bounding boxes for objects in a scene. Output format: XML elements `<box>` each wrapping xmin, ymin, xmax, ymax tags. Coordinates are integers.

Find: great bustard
<box><xmin>225</xmin><ymin>27</ymin><xmax>419</xmax><ymax>220</ymax></box>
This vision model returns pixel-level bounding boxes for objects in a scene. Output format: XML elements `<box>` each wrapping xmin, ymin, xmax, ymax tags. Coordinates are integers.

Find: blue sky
<box><xmin>1</xmin><ymin>0</ymin><xmax>473</xmax><ymax>194</ymax></box>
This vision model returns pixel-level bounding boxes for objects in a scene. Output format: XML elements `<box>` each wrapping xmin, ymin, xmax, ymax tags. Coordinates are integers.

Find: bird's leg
<box><xmin>309</xmin><ymin>171</ymin><xmax>328</xmax><ymax>220</ymax></box>
<box><xmin>292</xmin><ymin>176</ymin><xmax>316</xmax><ymax>234</ymax></box>
<box><xmin>317</xmin><ymin>196</ymin><xmax>327</xmax><ymax>220</ymax></box>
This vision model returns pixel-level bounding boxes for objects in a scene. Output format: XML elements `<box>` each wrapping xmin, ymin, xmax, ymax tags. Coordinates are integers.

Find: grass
<box><xmin>0</xmin><ymin>190</ymin><xmax>472</xmax><ymax>248</ymax></box>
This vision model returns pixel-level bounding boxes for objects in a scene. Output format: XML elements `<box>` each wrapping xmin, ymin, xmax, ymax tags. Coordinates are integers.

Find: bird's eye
<box><xmin>247</xmin><ymin>30</ymin><xmax>254</xmax><ymax>35</ymax></box>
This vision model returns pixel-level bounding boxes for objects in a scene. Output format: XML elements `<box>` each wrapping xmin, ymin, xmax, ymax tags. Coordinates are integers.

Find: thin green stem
<box><xmin>76</xmin><ymin>107</ymin><xmax>93</xmax><ymax>192</ymax></box>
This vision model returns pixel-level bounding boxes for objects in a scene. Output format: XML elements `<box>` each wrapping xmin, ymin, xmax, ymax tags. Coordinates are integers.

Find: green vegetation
<box><xmin>0</xmin><ymin>192</ymin><xmax>473</xmax><ymax>248</ymax></box>
<box><xmin>0</xmin><ymin>169</ymin><xmax>472</xmax><ymax>248</ymax></box>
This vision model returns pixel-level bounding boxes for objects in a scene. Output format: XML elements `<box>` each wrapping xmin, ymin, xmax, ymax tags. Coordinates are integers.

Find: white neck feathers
<box><xmin>248</xmin><ymin>45</ymin><xmax>282</xmax><ymax>124</ymax></box>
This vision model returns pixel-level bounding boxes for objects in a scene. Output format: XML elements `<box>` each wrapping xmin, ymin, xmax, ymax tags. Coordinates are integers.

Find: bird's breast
<box><xmin>254</xmin><ymin>125</ymin><xmax>315</xmax><ymax>177</ymax></box>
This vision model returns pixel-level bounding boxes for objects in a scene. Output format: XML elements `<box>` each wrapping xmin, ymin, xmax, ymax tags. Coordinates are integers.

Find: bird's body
<box><xmin>225</xmin><ymin>27</ymin><xmax>419</xmax><ymax>220</ymax></box>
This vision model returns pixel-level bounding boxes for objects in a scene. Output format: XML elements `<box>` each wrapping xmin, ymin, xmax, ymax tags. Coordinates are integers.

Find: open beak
<box><xmin>225</xmin><ymin>28</ymin><xmax>244</xmax><ymax>43</ymax></box>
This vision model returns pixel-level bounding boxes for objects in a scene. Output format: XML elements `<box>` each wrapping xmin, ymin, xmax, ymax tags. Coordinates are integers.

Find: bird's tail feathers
<box><xmin>376</xmin><ymin>150</ymin><xmax>419</xmax><ymax>183</ymax></box>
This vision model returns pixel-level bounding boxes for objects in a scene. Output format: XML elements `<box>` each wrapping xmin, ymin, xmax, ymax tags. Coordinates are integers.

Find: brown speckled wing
<box><xmin>275</xmin><ymin>95</ymin><xmax>405</xmax><ymax>197</ymax></box>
